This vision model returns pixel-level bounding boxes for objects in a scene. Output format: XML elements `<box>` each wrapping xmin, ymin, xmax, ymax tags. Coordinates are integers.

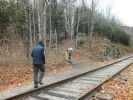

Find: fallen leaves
<box><xmin>0</xmin><ymin>63</ymin><xmax>72</xmax><ymax>92</ymax></box>
<box><xmin>96</xmin><ymin>64</ymin><xmax>133</xmax><ymax>100</ymax></box>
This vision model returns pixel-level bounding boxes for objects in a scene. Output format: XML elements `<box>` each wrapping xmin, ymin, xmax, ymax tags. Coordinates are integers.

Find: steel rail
<box><xmin>4</xmin><ymin>55</ymin><xmax>133</xmax><ymax>100</ymax></box>
<box><xmin>76</xmin><ymin>57</ymin><xmax>133</xmax><ymax>100</ymax></box>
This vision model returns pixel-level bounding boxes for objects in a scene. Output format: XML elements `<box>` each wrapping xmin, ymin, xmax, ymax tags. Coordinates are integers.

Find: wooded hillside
<box><xmin>0</xmin><ymin>0</ymin><xmax>132</xmax><ymax>65</ymax></box>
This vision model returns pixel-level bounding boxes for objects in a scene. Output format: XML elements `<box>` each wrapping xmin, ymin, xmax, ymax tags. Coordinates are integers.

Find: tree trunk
<box><xmin>29</xmin><ymin>5</ymin><xmax>33</xmax><ymax>50</ymax></box>
<box><xmin>37</xmin><ymin>0</ymin><xmax>41</xmax><ymax>39</ymax></box>
<box><xmin>76</xmin><ymin>8</ymin><xmax>80</xmax><ymax>46</ymax></box>
<box><xmin>90</xmin><ymin>0</ymin><xmax>95</xmax><ymax>38</ymax></box>
<box><xmin>55</xmin><ymin>29</ymin><xmax>57</xmax><ymax>54</ymax></box>
<box><xmin>43</xmin><ymin>3</ymin><xmax>47</xmax><ymax>48</ymax></box>
<box><xmin>49</xmin><ymin>0</ymin><xmax>52</xmax><ymax>51</ymax></box>
<box><xmin>63</xmin><ymin>0</ymin><xmax>76</xmax><ymax>39</ymax></box>
<box><xmin>32</xmin><ymin>0</ymin><xmax>36</xmax><ymax>44</ymax></box>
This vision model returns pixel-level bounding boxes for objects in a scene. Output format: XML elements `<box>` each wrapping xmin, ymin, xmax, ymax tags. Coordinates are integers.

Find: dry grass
<box><xmin>0</xmin><ymin>63</ymin><xmax>72</xmax><ymax>92</ymax></box>
<box><xmin>0</xmin><ymin>36</ymin><xmax>133</xmax><ymax>92</ymax></box>
<box><xmin>0</xmin><ymin>49</ymin><xmax>29</xmax><ymax>65</ymax></box>
<box><xmin>112</xmin><ymin>43</ymin><xmax>133</xmax><ymax>53</ymax></box>
<box><xmin>1</xmin><ymin>36</ymin><xmax>133</xmax><ymax>65</ymax></box>
<box><xmin>96</xmin><ymin>64</ymin><xmax>133</xmax><ymax>100</ymax></box>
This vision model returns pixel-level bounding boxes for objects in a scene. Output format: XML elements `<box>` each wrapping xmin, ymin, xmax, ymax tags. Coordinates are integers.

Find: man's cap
<box><xmin>38</xmin><ymin>41</ymin><xmax>44</xmax><ymax>48</ymax></box>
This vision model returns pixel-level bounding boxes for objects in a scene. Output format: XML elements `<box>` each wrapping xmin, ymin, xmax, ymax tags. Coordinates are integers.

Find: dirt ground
<box><xmin>0</xmin><ymin>55</ymin><xmax>130</xmax><ymax>93</ymax></box>
<box><xmin>0</xmin><ymin>63</ymin><xmax>72</xmax><ymax>92</ymax></box>
<box><xmin>0</xmin><ymin>37</ymin><xmax>133</xmax><ymax>93</ymax></box>
<box><xmin>96</xmin><ymin>64</ymin><xmax>133</xmax><ymax>100</ymax></box>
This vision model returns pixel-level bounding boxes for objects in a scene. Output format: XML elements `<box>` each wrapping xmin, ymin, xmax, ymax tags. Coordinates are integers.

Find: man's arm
<box><xmin>41</xmin><ymin>48</ymin><xmax>45</xmax><ymax>64</ymax></box>
<box><xmin>31</xmin><ymin>50</ymin><xmax>33</xmax><ymax>57</ymax></box>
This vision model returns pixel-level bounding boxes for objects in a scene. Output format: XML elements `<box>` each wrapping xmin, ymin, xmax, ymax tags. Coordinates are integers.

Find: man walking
<box><xmin>31</xmin><ymin>41</ymin><xmax>45</xmax><ymax>88</ymax></box>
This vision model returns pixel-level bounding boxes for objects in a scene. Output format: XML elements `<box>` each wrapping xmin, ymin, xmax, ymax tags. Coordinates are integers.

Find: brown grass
<box><xmin>0</xmin><ymin>36</ymin><xmax>133</xmax><ymax>92</ymax></box>
<box><xmin>97</xmin><ymin>64</ymin><xmax>133</xmax><ymax>100</ymax></box>
<box><xmin>0</xmin><ymin>63</ymin><xmax>72</xmax><ymax>92</ymax></box>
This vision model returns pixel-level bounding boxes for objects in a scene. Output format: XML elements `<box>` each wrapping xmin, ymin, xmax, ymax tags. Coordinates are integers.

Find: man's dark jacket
<box><xmin>31</xmin><ymin>42</ymin><xmax>45</xmax><ymax>64</ymax></box>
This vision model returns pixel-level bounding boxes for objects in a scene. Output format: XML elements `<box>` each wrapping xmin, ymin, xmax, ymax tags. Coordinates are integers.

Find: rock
<box><xmin>97</xmin><ymin>95</ymin><xmax>113</xmax><ymax>100</ymax></box>
<box><xmin>122</xmin><ymin>78</ymin><xmax>128</xmax><ymax>82</ymax></box>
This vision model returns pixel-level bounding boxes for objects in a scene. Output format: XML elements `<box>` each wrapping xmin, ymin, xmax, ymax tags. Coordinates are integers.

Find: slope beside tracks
<box><xmin>1</xmin><ymin>55</ymin><xmax>133</xmax><ymax>100</ymax></box>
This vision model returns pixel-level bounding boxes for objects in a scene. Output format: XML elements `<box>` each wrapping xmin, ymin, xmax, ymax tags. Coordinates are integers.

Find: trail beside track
<box><xmin>3</xmin><ymin>56</ymin><xmax>133</xmax><ymax>100</ymax></box>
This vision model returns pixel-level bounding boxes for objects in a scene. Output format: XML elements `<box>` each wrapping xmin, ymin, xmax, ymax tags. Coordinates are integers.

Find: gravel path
<box><xmin>0</xmin><ymin>55</ymin><xmax>131</xmax><ymax>99</ymax></box>
<box><xmin>95</xmin><ymin>64</ymin><xmax>133</xmax><ymax>100</ymax></box>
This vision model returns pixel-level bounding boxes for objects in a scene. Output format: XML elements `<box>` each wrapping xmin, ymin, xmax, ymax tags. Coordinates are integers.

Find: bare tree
<box><xmin>37</xmin><ymin>0</ymin><xmax>41</xmax><ymax>39</ymax></box>
<box><xmin>62</xmin><ymin>0</ymin><xmax>77</xmax><ymax>39</ymax></box>
<box><xmin>76</xmin><ymin>7</ymin><xmax>80</xmax><ymax>46</ymax></box>
<box><xmin>55</xmin><ymin>29</ymin><xmax>57</xmax><ymax>54</ymax></box>
<box><xmin>105</xmin><ymin>4</ymin><xmax>112</xmax><ymax>20</ymax></box>
<box><xmin>49</xmin><ymin>0</ymin><xmax>52</xmax><ymax>51</ymax></box>
<box><xmin>43</xmin><ymin>2</ymin><xmax>47</xmax><ymax>48</ymax></box>
<box><xmin>32</xmin><ymin>0</ymin><xmax>36</xmax><ymax>44</ymax></box>
<box><xmin>82</xmin><ymin>0</ymin><xmax>86</xmax><ymax>34</ymax></box>
<box><xmin>90</xmin><ymin>0</ymin><xmax>97</xmax><ymax>38</ymax></box>
<box><xmin>32</xmin><ymin>0</ymin><xmax>48</xmax><ymax>48</ymax></box>
<box><xmin>28</xmin><ymin>4</ymin><xmax>33</xmax><ymax>50</ymax></box>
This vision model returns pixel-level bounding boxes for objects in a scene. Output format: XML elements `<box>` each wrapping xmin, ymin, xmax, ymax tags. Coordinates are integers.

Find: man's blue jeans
<box><xmin>33</xmin><ymin>64</ymin><xmax>45</xmax><ymax>85</ymax></box>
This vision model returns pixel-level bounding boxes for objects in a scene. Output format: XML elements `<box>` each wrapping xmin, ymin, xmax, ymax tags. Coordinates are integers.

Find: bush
<box><xmin>94</xmin><ymin>22</ymin><xmax>130</xmax><ymax>46</ymax></box>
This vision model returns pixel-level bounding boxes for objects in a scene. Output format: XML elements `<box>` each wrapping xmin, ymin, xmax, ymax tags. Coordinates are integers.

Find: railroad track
<box><xmin>5</xmin><ymin>56</ymin><xmax>133</xmax><ymax>100</ymax></box>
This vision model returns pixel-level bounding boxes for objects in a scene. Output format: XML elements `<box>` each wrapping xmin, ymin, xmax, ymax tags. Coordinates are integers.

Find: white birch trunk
<box><xmin>90</xmin><ymin>0</ymin><xmax>96</xmax><ymax>38</ymax></box>
<box><xmin>55</xmin><ymin>29</ymin><xmax>57</xmax><ymax>54</ymax></box>
<box><xmin>88</xmin><ymin>16</ymin><xmax>90</xmax><ymax>36</ymax></box>
<box><xmin>37</xmin><ymin>0</ymin><xmax>41</xmax><ymax>40</ymax></box>
<box><xmin>43</xmin><ymin>3</ymin><xmax>47</xmax><ymax>48</ymax></box>
<box><xmin>32</xmin><ymin>0</ymin><xmax>36</xmax><ymax>44</ymax></box>
<box><xmin>64</xmin><ymin>8</ymin><xmax>69</xmax><ymax>37</ymax></box>
<box><xmin>29</xmin><ymin>5</ymin><xmax>33</xmax><ymax>50</ymax></box>
<box><xmin>49</xmin><ymin>0</ymin><xmax>52</xmax><ymax>51</ymax></box>
<box><xmin>76</xmin><ymin>8</ymin><xmax>80</xmax><ymax>46</ymax></box>
<box><xmin>63</xmin><ymin>0</ymin><xmax>76</xmax><ymax>39</ymax></box>
<box><xmin>70</xmin><ymin>3</ymin><xmax>75</xmax><ymax>40</ymax></box>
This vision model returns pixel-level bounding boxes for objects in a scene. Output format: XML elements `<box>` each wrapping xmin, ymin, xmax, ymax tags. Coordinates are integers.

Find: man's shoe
<box><xmin>34</xmin><ymin>85</ymin><xmax>38</xmax><ymax>88</ymax></box>
<box><xmin>38</xmin><ymin>81</ymin><xmax>43</xmax><ymax>85</ymax></box>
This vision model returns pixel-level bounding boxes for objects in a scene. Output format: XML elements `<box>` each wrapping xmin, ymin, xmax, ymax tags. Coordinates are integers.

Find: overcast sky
<box><xmin>101</xmin><ymin>0</ymin><xmax>133</xmax><ymax>27</ymax></box>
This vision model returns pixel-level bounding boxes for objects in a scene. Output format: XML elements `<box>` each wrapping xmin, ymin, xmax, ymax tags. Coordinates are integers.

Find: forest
<box><xmin>0</xmin><ymin>0</ymin><xmax>131</xmax><ymax>65</ymax></box>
